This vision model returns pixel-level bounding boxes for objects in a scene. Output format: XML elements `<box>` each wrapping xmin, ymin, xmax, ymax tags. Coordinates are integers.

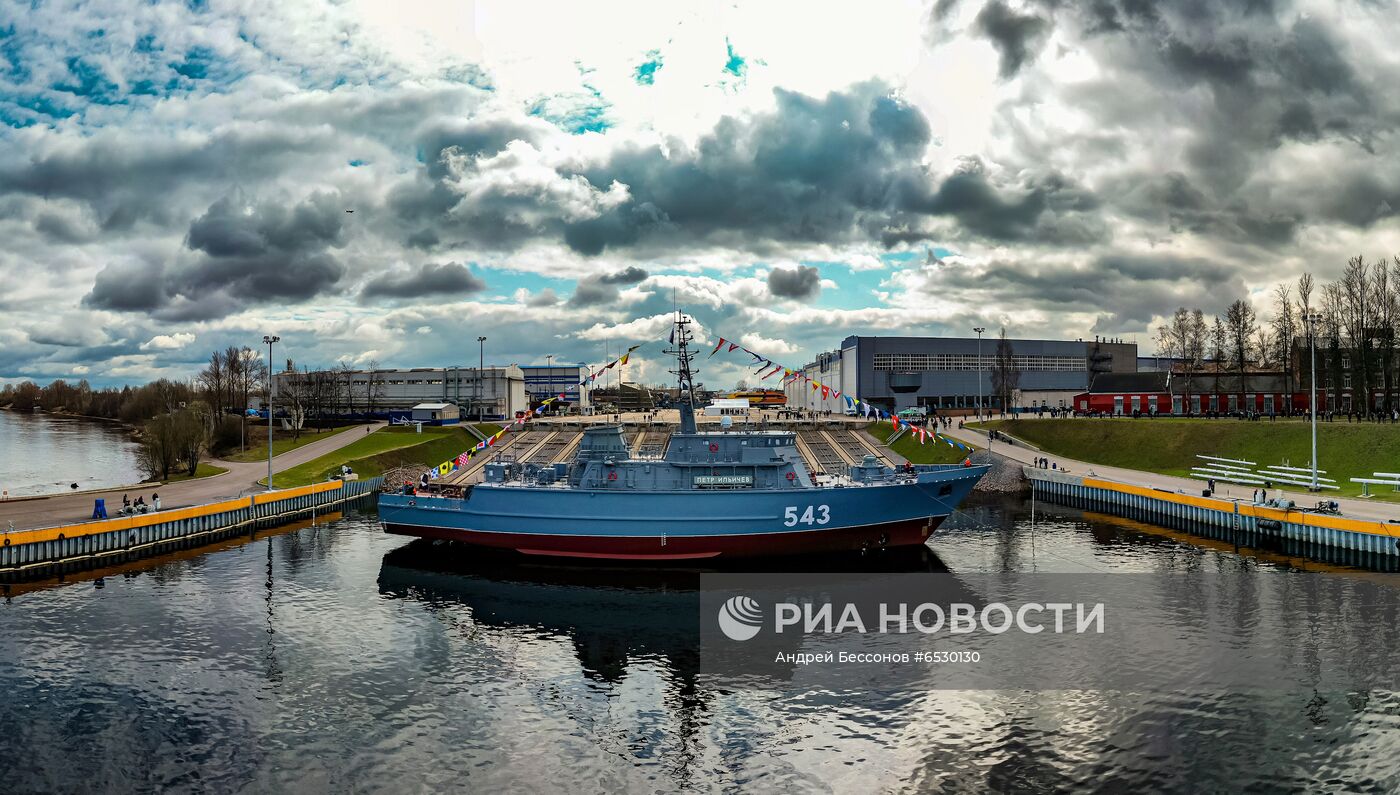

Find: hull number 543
<box><xmin>784</xmin><ymin>505</ymin><xmax>831</xmax><ymax>527</ymax></box>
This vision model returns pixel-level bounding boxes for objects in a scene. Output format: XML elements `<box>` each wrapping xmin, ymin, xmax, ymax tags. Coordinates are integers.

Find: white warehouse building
<box><xmin>272</xmin><ymin>365</ymin><xmax>529</xmax><ymax>419</ymax></box>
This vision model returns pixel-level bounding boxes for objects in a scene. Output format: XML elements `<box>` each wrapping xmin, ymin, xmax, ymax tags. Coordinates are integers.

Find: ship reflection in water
<box><xmin>377</xmin><ymin>541</ymin><xmax>951</xmax><ymax>685</ymax></box>
<box><xmin>1</xmin><ymin>499</ymin><xmax>1397</xmax><ymax>792</ymax></box>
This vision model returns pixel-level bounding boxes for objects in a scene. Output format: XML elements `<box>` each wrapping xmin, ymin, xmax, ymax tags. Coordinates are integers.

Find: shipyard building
<box><xmin>271</xmin><ymin>365</ymin><xmax>530</xmax><ymax>420</ymax></box>
<box><xmin>519</xmin><ymin>364</ymin><xmax>592</xmax><ymax>412</ymax></box>
<box><xmin>785</xmin><ymin>335</ymin><xmax>1138</xmax><ymax>413</ymax></box>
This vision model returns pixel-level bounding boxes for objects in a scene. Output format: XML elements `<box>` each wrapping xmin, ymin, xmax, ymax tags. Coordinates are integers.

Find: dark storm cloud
<box><xmin>1032</xmin><ymin>1</ymin><xmax>1396</xmax><ymax>248</ymax></box>
<box><xmin>417</xmin><ymin>116</ymin><xmax>553</xmax><ymax>179</ymax></box>
<box><xmin>360</xmin><ymin>262</ymin><xmax>487</xmax><ymax>301</ymax></box>
<box><xmin>526</xmin><ymin>288</ymin><xmax>560</xmax><ymax>307</ymax></box>
<box><xmin>597</xmin><ymin>266</ymin><xmax>648</xmax><ymax>285</ymax></box>
<box><xmin>975</xmin><ymin>0</ymin><xmax>1051</xmax><ymax>78</ymax></box>
<box><xmin>385</xmin><ymin>114</ymin><xmax>557</xmax><ymax>232</ymax></box>
<box><xmin>1112</xmin><ymin>172</ymin><xmax>1302</xmax><ymax>244</ymax></box>
<box><xmin>0</xmin><ymin>126</ymin><xmax>340</xmax><ymax>227</ymax></box>
<box><xmin>565</xmin><ymin>266</ymin><xmax>650</xmax><ymax>306</ymax></box>
<box><xmin>567</xmin><ymin>280</ymin><xmax>617</xmax><ymax>307</ymax></box>
<box><xmin>767</xmin><ymin>265</ymin><xmax>820</xmax><ymax>300</ymax></box>
<box><xmin>900</xmin><ymin>160</ymin><xmax>1103</xmax><ymax>244</ymax></box>
<box><xmin>85</xmin><ymin>192</ymin><xmax>348</xmax><ymax>319</ymax></box>
<box><xmin>84</xmin><ymin>258</ymin><xmax>167</xmax><ymax>312</ymax></box>
<box><xmin>403</xmin><ymin>82</ymin><xmax>1100</xmax><ymax>257</ymax></box>
<box><xmin>942</xmin><ymin>252</ymin><xmax>1245</xmax><ymax>331</ymax></box>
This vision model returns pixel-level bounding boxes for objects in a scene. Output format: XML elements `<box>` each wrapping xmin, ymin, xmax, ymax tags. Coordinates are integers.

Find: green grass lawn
<box><xmin>866</xmin><ymin>421</ymin><xmax>973</xmax><ymax>465</ymax></box>
<box><xmin>267</xmin><ymin>426</ymin><xmax>476</xmax><ymax>487</ymax></box>
<box><xmin>221</xmin><ymin>424</ymin><xmax>358</xmax><ymax>462</ymax></box>
<box><xmin>473</xmin><ymin>422</ymin><xmax>503</xmax><ymax>438</ymax></box>
<box><xmin>978</xmin><ymin>417</ymin><xmax>1400</xmax><ymax>500</ymax></box>
<box><xmin>155</xmin><ymin>463</ymin><xmax>228</xmax><ymax>483</ymax></box>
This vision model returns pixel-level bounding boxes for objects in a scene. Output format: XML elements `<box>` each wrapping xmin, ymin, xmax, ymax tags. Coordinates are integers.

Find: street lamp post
<box><xmin>477</xmin><ymin>336</ymin><xmax>487</xmax><ymax>421</ymax></box>
<box><xmin>263</xmin><ymin>335</ymin><xmax>279</xmax><ymax>491</ymax></box>
<box><xmin>1306</xmin><ymin>313</ymin><xmax>1323</xmax><ymax>491</ymax></box>
<box><xmin>544</xmin><ymin>354</ymin><xmax>554</xmax><ymax>415</ymax></box>
<box><xmin>973</xmin><ymin>327</ymin><xmax>986</xmax><ymax>419</ymax></box>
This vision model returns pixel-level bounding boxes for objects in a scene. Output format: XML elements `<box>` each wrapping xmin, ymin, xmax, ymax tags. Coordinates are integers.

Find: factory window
<box><xmin>872</xmin><ymin>353</ymin><xmax>1086</xmax><ymax>372</ymax></box>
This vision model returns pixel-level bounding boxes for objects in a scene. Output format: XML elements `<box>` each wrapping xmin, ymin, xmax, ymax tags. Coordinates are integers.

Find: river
<box><xmin>0</xmin><ymin>496</ymin><xmax>1395</xmax><ymax>792</ymax></box>
<box><xmin>0</xmin><ymin>410</ymin><xmax>145</xmax><ymax>498</ymax></box>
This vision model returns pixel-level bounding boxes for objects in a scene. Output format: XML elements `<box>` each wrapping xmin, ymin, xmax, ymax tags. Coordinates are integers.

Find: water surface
<box><xmin>0</xmin><ymin>496</ymin><xmax>1395</xmax><ymax>792</ymax></box>
<box><xmin>0</xmin><ymin>411</ymin><xmax>144</xmax><ymax>497</ymax></box>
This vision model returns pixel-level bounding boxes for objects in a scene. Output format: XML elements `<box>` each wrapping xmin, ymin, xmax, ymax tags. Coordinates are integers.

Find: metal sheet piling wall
<box><xmin>0</xmin><ymin>478</ymin><xmax>383</xmax><ymax>581</ymax></box>
<box><xmin>1027</xmin><ymin>468</ymin><xmax>1400</xmax><ymax>569</ymax></box>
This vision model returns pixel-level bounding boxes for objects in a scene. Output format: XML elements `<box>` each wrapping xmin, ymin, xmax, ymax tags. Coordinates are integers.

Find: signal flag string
<box><xmin>706</xmin><ymin>334</ymin><xmax>971</xmax><ymax>452</ymax></box>
<box><xmin>425</xmin><ymin>343</ymin><xmax>645</xmax><ymax>479</ymax></box>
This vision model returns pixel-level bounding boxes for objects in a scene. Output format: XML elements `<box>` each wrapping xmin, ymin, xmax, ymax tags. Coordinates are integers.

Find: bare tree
<box><xmin>1322</xmin><ymin>281</ymin><xmax>1346</xmax><ymax>412</ymax></box>
<box><xmin>336</xmin><ymin>361</ymin><xmax>356</xmax><ymax>420</ymax></box>
<box><xmin>1296</xmin><ymin>272</ymin><xmax>1316</xmax><ymax>404</ymax></box>
<box><xmin>1374</xmin><ymin>262</ymin><xmax>1397</xmax><ymax>413</ymax></box>
<box><xmin>1255</xmin><ymin>326</ymin><xmax>1274</xmax><ymax>370</ymax></box>
<box><xmin>990</xmin><ymin>327</ymin><xmax>1021</xmax><ymax>413</ymax></box>
<box><xmin>364</xmin><ymin>359</ymin><xmax>385</xmax><ymax>415</ymax></box>
<box><xmin>1225</xmin><ymin>299</ymin><xmax>1257</xmax><ymax>406</ymax></box>
<box><xmin>139</xmin><ymin>414</ymin><xmax>182</xmax><ymax>481</ymax></box>
<box><xmin>198</xmin><ymin>351</ymin><xmax>226</xmax><ymax>417</ymax></box>
<box><xmin>1338</xmin><ymin>256</ymin><xmax>1375</xmax><ymax>413</ymax></box>
<box><xmin>1271</xmin><ymin>284</ymin><xmax>1296</xmax><ymax>410</ymax></box>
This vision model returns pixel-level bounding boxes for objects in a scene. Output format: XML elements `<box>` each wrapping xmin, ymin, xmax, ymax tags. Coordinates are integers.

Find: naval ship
<box><xmin>376</xmin><ymin>314</ymin><xmax>989</xmax><ymax>560</ymax></box>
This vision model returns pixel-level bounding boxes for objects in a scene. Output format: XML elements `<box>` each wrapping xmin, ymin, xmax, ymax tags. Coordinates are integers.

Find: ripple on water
<box><xmin>0</xmin><ymin>500</ymin><xmax>1397</xmax><ymax>792</ymax></box>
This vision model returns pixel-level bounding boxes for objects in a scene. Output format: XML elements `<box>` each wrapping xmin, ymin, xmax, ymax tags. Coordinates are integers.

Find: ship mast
<box><xmin>666</xmin><ymin>310</ymin><xmax>699</xmax><ymax>434</ymax></box>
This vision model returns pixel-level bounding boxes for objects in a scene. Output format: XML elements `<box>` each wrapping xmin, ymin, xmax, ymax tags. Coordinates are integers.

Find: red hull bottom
<box><xmin>381</xmin><ymin>517</ymin><xmax>946</xmax><ymax>560</ymax></box>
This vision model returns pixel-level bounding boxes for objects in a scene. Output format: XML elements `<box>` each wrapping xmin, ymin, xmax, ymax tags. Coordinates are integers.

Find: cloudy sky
<box><xmin>3</xmin><ymin>0</ymin><xmax>1400</xmax><ymax>388</ymax></box>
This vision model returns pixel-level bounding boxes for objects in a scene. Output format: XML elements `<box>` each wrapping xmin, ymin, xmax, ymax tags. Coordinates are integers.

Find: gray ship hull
<box><xmin>379</xmin><ymin>466</ymin><xmax>987</xmax><ymax>560</ymax></box>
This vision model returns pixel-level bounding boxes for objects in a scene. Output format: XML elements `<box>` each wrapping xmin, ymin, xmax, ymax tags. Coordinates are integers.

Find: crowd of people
<box><xmin>119</xmin><ymin>492</ymin><xmax>161</xmax><ymax>515</ymax></box>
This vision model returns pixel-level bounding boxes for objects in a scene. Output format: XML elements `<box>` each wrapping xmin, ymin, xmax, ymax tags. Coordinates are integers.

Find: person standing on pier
<box><xmin>152</xmin><ymin>493</ymin><xmax>161</xmax><ymax>511</ymax></box>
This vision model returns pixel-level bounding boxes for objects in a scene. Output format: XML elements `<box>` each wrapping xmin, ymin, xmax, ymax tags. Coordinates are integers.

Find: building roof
<box><xmin>412</xmin><ymin>402</ymin><xmax>453</xmax><ymax>410</ymax></box>
<box><xmin>1172</xmin><ymin>373</ymin><xmax>1292</xmax><ymax>394</ymax></box>
<box><xmin>1086</xmin><ymin>371</ymin><xmax>1171</xmax><ymax>393</ymax></box>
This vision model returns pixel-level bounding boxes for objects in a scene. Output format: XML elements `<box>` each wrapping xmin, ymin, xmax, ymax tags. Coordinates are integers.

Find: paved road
<box><xmin>943</xmin><ymin>421</ymin><xmax>1400</xmax><ymax>524</ymax></box>
<box><xmin>0</xmin><ymin>423</ymin><xmax>385</xmax><ymax>532</ymax></box>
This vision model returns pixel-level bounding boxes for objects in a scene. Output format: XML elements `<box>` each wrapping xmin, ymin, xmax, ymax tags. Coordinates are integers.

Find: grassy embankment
<box><xmin>157</xmin><ymin>463</ymin><xmax>229</xmax><ymax>483</ymax></box>
<box><xmin>867</xmin><ymin>421</ymin><xmax>973</xmax><ymax>465</ymax></box>
<box><xmin>978</xmin><ymin>417</ymin><xmax>1400</xmax><ymax>501</ymax></box>
<box><xmin>267</xmin><ymin>424</ymin><xmax>496</xmax><ymax>487</ymax></box>
<box><xmin>221</xmin><ymin>424</ymin><xmax>358</xmax><ymax>463</ymax></box>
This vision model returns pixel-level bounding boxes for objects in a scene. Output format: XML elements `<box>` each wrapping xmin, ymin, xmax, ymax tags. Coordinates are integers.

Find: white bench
<box><xmin>1265</xmin><ymin>465</ymin><xmax>1328</xmax><ymax>474</ymax></box>
<box><xmin>1349</xmin><ymin>477</ymin><xmax>1400</xmax><ymax>497</ymax></box>
<box><xmin>1261</xmin><ymin>468</ymin><xmax>1336</xmax><ymax>483</ymax></box>
<box><xmin>1196</xmin><ymin>464</ymin><xmax>1255</xmax><ymax>475</ymax></box>
<box><xmin>1259</xmin><ymin>475</ymin><xmax>1339</xmax><ymax>490</ymax></box>
<box><xmin>1197</xmin><ymin>455</ymin><xmax>1257</xmax><ymax>466</ymax></box>
<box><xmin>1191</xmin><ymin>466</ymin><xmax>1261</xmax><ymax>478</ymax></box>
<box><xmin>1190</xmin><ymin>472</ymin><xmax>1267</xmax><ymax>485</ymax></box>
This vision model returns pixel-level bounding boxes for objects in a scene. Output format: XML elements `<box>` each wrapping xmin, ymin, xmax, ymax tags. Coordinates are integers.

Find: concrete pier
<box><xmin>1028</xmin><ymin>467</ymin><xmax>1400</xmax><ymax>569</ymax></box>
<box><xmin>0</xmin><ymin>478</ymin><xmax>381</xmax><ymax>582</ymax></box>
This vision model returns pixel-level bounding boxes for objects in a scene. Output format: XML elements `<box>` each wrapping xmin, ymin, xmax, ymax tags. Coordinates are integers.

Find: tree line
<box><xmin>1155</xmin><ymin>255</ymin><xmax>1400</xmax><ymax>412</ymax></box>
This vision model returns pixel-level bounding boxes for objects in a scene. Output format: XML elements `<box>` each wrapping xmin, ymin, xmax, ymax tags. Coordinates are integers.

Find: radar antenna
<box><xmin>666</xmin><ymin>310</ymin><xmax>699</xmax><ymax>434</ymax></box>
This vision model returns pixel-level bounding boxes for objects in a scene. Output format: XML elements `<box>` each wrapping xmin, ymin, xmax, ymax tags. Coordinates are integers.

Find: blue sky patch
<box><xmin>53</xmin><ymin>56</ymin><xmax>122</xmax><ymax>104</ymax></box>
<box><xmin>1</xmin><ymin>93</ymin><xmax>78</xmax><ymax>127</ymax></box>
<box><xmin>723</xmin><ymin>38</ymin><xmax>746</xmax><ymax>77</ymax></box>
<box><xmin>634</xmin><ymin>50</ymin><xmax>662</xmax><ymax>85</ymax></box>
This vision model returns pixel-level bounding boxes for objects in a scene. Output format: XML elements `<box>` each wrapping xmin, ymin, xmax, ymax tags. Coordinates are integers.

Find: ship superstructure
<box><xmin>377</xmin><ymin>313</ymin><xmax>989</xmax><ymax>560</ymax></box>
